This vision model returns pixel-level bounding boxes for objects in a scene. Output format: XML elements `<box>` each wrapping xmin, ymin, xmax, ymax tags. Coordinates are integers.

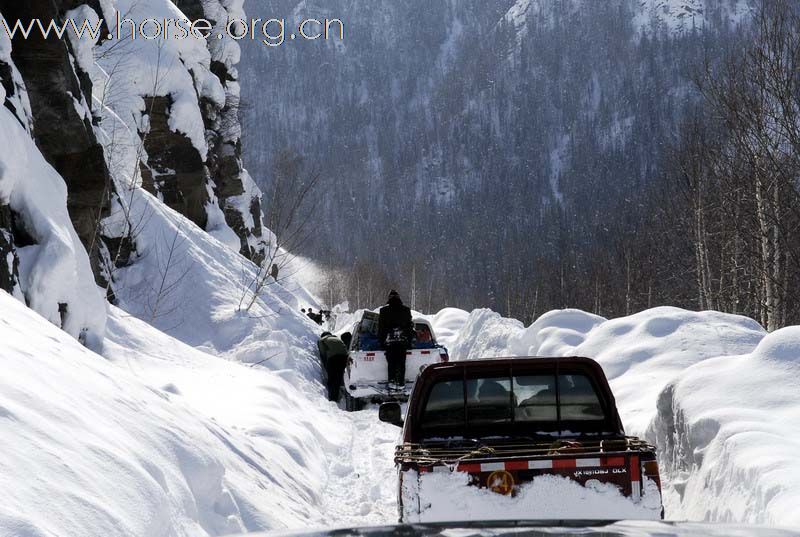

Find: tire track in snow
<box><xmin>319</xmin><ymin>407</ymin><xmax>400</xmax><ymax>527</ymax></box>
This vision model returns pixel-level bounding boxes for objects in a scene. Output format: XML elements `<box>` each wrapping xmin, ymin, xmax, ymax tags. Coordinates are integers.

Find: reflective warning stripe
<box><xmin>417</xmin><ymin>456</ymin><xmax>629</xmax><ymax>474</ymax></box>
<box><xmin>630</xmin><ymin>455</ymin><xmax>641</xmax><ymax>502</ymax></box>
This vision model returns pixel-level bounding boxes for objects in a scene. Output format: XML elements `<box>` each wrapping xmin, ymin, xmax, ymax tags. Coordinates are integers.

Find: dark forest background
<box><xmin>240</xmin><ymin>0</ymin><xmax>800</xmax><ymax>330</ymax></box>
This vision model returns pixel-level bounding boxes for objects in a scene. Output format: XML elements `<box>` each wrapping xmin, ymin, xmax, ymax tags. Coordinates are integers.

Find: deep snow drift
<box><xmin>651</xmin><ymin>328</ymin><xmax>800</xmax><ymax>526</ymax></box>
<box><xmin>5</xmin><ymin>283</ymin><xmax>800</xmax><ymax>534</ymax></box>
<box><xmin>432</xmin><ymin>306</ymin><xmax>800</xmax><ymax>527</ymax></box>
<box><xmin>0</xmin><ymin>289</ymin><xmax>399</xmax><ymax>536</ymax></box>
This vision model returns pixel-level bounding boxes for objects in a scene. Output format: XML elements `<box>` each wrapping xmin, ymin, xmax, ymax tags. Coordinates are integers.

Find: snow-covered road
<box><xmin>318</xmin><ymin>408</ymin><xmax>398</xmax><ymax>527</ymax></box>
<box><xmin>6</xmin><ymin>284</ymin><xmax>800</xmax><ymax>536</ymax></box>
<box><xmin>104</xmin><ymin>303</ymin><xmax>401</xmax><ymax>530</ymax></box>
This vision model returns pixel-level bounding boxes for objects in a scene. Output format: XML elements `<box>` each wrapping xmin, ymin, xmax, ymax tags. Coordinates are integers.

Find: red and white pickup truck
<box><xmin>379</xmin><ymin>357</ymin><xmax>664</xmax><ymax>522</ymax></box>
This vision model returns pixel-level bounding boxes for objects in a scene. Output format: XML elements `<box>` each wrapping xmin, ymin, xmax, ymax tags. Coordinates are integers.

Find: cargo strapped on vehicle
<box><xmin>416</xmin><ymin>455</ymin><xmax>630</xmax><ymax>473</ymax></box>
<box><xmin>394</xmin><ymin>436</ymin><xmax>655</xmax><ymax>468</ymax></box>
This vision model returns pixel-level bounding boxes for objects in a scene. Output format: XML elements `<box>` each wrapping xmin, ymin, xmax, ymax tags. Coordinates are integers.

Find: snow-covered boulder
<box><xmin>0</xmin><ymin>100</ymin><xmax>106</xmax><ymax>345</ymax></box>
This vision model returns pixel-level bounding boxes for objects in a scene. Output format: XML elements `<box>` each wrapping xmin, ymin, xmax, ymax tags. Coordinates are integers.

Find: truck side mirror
<box><xmin>379</xmin><ymin>402</ymin><xmax>404</xmax><ymax>427</ymax></box>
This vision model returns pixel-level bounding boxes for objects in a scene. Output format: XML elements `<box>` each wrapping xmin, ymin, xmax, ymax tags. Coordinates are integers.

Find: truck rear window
<box><xmin>421</xmin><ymin>373</ymin><xmax>606</xmax><ymax>435</ymax></box>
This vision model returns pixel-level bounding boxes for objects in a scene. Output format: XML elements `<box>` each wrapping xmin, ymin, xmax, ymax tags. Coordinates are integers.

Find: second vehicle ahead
<box><xmin>342</xmin><ymin>311</ymin><xmax>449</xmax><ymax>411</ymax></box>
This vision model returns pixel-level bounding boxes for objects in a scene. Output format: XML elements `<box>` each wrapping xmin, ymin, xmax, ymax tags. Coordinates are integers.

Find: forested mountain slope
<box><xmin>241</xmin><ymin>0</ymin><xmax>752</xmax><ymax>318</ymax></box>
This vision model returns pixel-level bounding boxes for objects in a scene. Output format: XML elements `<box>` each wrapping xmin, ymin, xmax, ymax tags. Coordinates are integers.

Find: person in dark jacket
<box><xmin>317</xmin><ymin>332</ymin><xmax>349</xmax><ymax>401</ymax></box>
<box><xmin>340</xmin><ymin>331</ymin><xmax>352</xmax><ymax>351</ymax></box>
<box><xmin>378</xmin><ymin>290</ymin><xmax>414</xmax><ymax>386</ymax></box>
<box><xmin>307</xmin><ymin>308</ymin><xmax>323</xmax><ymax>325</ymax></box>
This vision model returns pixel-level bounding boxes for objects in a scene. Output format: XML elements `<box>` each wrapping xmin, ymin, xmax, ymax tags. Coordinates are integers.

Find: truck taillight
<box><xmin>441</xmin><ymin>352</ymin><xmax>449</xmax><ymax>363</ymax></box>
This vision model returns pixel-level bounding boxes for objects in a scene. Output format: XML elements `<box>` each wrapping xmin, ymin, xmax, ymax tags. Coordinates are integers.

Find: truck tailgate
<box><xmin>396</xmin><ymin>438</ymin><xmax>663</xmax><ymax>522</ymax></box>
<box><xmin>348</xmin><ymin>348</ymin><xmax>448</xmax><ymax>386</ymax></box>
<box><xmin>416</xmin><ymin>452</ymin><xmax>644</xmax><ymax>499</ymax></box>
<box><xmin>396</xmin><ymin>438</ymin><xmax>662</xmax><ymax>517</ymax></box>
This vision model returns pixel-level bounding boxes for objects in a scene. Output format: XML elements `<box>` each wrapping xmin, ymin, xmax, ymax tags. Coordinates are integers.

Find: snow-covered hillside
<box><xmin>0</xmin><ymin>286</ymin><xmax>400</xmax><ymax>536</ymax></box>
<box><xmin>633</xmin><ymin>0</ymin><xmax>753</xmax><ymax>33</ymax></box>
<box><xmin>0</xmin><ymin>2</ymin><xmax>395</xmax><ymax>535</ymax></box>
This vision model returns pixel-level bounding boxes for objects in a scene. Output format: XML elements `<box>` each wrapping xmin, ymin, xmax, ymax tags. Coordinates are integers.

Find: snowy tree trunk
<box><xmin>755</xmin><ymin>173</ymin><xmax>775</xmax><ymax>330</ymax></box>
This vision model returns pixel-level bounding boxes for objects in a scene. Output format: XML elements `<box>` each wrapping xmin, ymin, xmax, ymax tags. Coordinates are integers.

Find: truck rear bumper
<box><xmin>400</xmin><ymin>467</ymin><xmax>663</xmax><ymax>523</ymax></box>
<box><xmin>344</xmin><ymin>381</ymin><xmax>414</xmax><ymax>401</ymax></box>
<box><xmin>396</xmin><ymin>440</ymin><xmax>664</xmax><ymax>523</ymax></box>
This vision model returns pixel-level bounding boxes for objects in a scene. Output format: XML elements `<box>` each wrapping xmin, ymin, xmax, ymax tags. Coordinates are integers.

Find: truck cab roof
<box><xmin>403</xmin><ymin>357</ymin><xmax>625</xmax><ymax>443</ymax></box>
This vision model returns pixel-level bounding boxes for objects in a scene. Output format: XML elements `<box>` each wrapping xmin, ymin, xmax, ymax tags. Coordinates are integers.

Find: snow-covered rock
<box><xmin>0</xmin><ymin>104</ymin><xmax>107</xmax><ymax>346</ymax></box>
<box><xmin>85</xmin><ymin>0</ymin><xmax>270</xmax><ymax>263</ymax></box>
<box><xmin>634</xmin><ymin>0</ymin><xmax>754</xmax><ymax>34</ymax></box>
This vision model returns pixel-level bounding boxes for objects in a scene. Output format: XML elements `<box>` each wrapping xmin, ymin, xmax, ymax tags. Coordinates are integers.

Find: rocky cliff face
<box><xmin>2</xmin><ymin>0</ymin><xmax>114</xmax><ymax>286</ymax></box>
<box><xmin>0</xmin><ymin>14</ymin><xmax>107</xmax><ymax>345</ymax></box>
<box><xmin>0</xmin><ymin>202</ymin><xmax>19</xmax><ymax>295</ymax></box>
<box><xmin>175</xmin><ymin>0</ymin><xmax>268</xmax><ymax>263</ymax></box>
<box><xmin>139</xmin><ymin>94</ymin><xmax>212</xmax><ymax>230</ymax></box>
<box><xmin>0</xmin><ymin>34</ymin><xmax>26</xmax><ymax>297</ymax></box>
<box><xmin>0</xmin><ymin>0</ymin><xmax>272</xmax><ymax>343</ymax></box>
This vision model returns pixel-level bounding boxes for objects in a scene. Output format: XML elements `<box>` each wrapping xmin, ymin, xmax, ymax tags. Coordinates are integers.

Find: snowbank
<box><xmin>443</xmin><ymin>305</ymin><xmax>792</xmax><ymax>525</ymax></box>
<box><xmin>651</xmin><ymin>327</ymin><xmax>800</xmax><ymax>526</ymax></box>
<box><xmin>0</xmin><ymin>289</ymin><xmax>399</xmax><ymax>536</ymax></box>
<box><xmin>448</xmin><ymin>307</ymin><xmax>766</xmax><ymax>437</ymax></box>
<box><xmin>448</xmin><ymin>308</ymin><xmax>524</xmax><ymax>360</ymax></box>
<box><xmin>407</xmin><ymin>471</ymin><xmax>662</xmax><ymax>523</ymax></box>
<box><xmin>509</xmin><ymin>308</ymin><xmax>606</xmax><ymax>357</ymax></box>
<box><xmin>427</xmin><ymin>307</ymin><xmax>470</xmax><ymax>349</ymax></box>
<box><xmin>570</xmin><ymin>308</ymin><xmax>765</xmax><ymax>436</ymax></box>
<box><xmin>0</xmin><ymin>290</ymin><xmax>281</xmax><ymax>535</ymax></box>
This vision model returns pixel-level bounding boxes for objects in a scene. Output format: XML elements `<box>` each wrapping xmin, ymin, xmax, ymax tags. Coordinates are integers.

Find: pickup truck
<box><xmin>379</xmin><ymin>357</ymin><xmax>664</xmax><ymax>522</ymax></box>
<box><xmin>341</xmin><ymin>311</ymin><xmax>449</xmax><ymax>411</ymax></box>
